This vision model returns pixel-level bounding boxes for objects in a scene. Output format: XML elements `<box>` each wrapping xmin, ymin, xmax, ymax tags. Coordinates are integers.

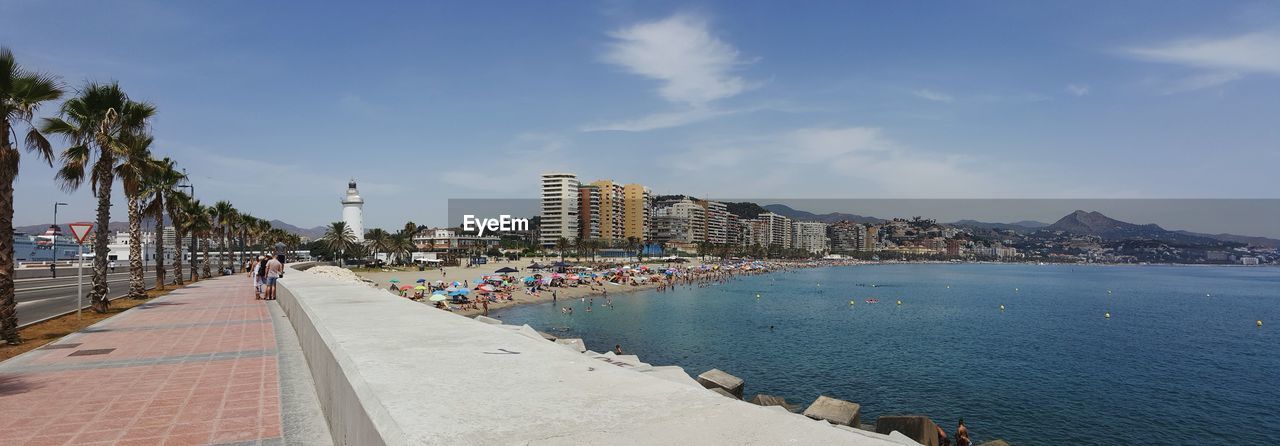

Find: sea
<box><xmin>491</xmin><ymin>263</ymin><xmax>1280</xmax><ymax>445</ymax></box>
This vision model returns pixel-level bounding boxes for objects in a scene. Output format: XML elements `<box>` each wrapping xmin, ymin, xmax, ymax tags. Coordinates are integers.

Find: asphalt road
<box><xmin>14</xmin><ymin>269</ymin><xmax>163</xmax><ymax>326</ymax></box>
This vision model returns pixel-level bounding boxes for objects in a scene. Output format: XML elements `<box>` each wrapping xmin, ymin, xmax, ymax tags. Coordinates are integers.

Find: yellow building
<box><xmin>590</xmin><ymin>180</ymin><xmax>625</xmax><ymax>244</ymax></box>
<box><xmin>622</xmin><ymin>183</ymin><xmax>651</xmax><ymax>242</ymax></box>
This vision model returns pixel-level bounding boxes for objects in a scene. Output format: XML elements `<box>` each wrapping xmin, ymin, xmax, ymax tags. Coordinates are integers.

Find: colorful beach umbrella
<box><xmin>389</xmin><ymin>279</ymin><xmax>401</xmax><ymax>283</ymax></box>
<box><xmin>429</xmin><ymin>294</ymin><xmax>448</xmax><ymax>302</ymax></box>
<box><xmin>414</xmin><ymin>285</ymin><xmax>428</xmax><ymax>290</ymax></box>
<box><xmin>416</xmin><ymin>278</ymin><xmax>427</xmax><ymax>283</ymax></box>
<box><xmin>398</xmin><ymin>285</ymin><xmax>413</xmax><ymax>290</ymax></box>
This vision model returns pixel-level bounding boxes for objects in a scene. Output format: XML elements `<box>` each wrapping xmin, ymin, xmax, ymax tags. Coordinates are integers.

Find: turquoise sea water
<box><xmin>492</xmin><ymin>264</ymin><xmax>1280</xmax><ymax>445</ymax></box>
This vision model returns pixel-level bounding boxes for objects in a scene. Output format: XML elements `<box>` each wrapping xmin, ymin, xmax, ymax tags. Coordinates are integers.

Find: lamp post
<box><xmin>178</xmin><ymin>171</ymin><xmax>195</xmax><ymax>276</ymax></box>
<box><xmin>52</xmin><ymin>202</ymin><xmax>68</xmax><ymax>278</ymax></box>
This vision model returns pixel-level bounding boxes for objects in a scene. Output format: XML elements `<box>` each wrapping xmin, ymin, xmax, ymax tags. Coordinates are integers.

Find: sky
<box><xmin>3</xmin><ymin>1</ymin><xmax>1279</xmax><ymax>236</ymax></box>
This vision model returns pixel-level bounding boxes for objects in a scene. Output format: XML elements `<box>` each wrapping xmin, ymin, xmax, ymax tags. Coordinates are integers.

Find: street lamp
<box><xmin>178</xmin><ymin>170</ymin><xmax>196</xmax><ymax>276</ymax></box>
<box><xmin>53</xmin><ymin>202</ymin><xmax>68</xmax><ymax>278</ymax></box>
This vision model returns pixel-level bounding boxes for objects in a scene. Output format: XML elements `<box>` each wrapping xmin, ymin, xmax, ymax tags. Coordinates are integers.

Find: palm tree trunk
<box><xmin>172</xmin><ymin>226</ymin><xmax>184</xmax><ymax>285</ymax></box>
<box><xmin>189</xmin><ymin>233</ymin><xmax>198</xmax><ymax>281</ymax></box>
<box><xmin>201</xmin><ymin>235</ymin><xmax>211</xmax><ymax>278</ymax></box>
<box><xmin>153</xmin><ymin>202</ymin><xmax>166</xmax><ymax>290</ymax></box>
<box><xmin>90</xmin><ymin>160</ymin><xmax>113</xmax><ymax>313</ymax></box>
<box><xmin>223</xmin><ymin>229</ymin><xmax>230</xmax><ymax>275</ymax></box>
<box><xmin>127</xmin><ymin>198</ymin><xmax>146</xmax><ymax>299</ymax></box>
<box><xmin>0</xmin><ymin>173</ymin><xmax>22</xmax><ymax>344</ymax></box>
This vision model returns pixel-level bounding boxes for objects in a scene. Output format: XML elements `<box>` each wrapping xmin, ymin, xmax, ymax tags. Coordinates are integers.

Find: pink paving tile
<box><xmin>0</xmin><ymin>277</ymin><xmax>284</xmax><ymax>445</ymax></box>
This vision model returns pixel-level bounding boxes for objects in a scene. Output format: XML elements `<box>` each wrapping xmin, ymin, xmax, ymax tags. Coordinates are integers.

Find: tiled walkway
<box><xmin>0</xmin><ymin>275</ymin><xmax>325</xmax><ymax>446</ymax></box>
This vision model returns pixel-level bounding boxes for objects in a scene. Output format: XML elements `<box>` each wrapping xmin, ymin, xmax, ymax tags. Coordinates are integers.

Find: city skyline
<box><xmin>4</xmin><ymin>1</ymin><xmax>1279</xmax><ymax>233</ymax></box>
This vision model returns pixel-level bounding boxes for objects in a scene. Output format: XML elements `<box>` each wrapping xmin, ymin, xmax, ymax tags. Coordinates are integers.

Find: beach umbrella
<box><xmin>416</xmin><ymin>278</ymin><xmax>427</xmax><ymax>283</ymax></box>
<box><xmin>451</xmin><ymin>281</ymin><xmax>462</xmax><ymax>287</ymax></box>
<box><xmin>434</xmin><ymin>280</ymin><xmax>445</xmax><ymax>284</ymax></box>
<box><xmin>429</xmin><ymin>294</ymin><xmax>448</xmax><ymax>302</ymax></box>
<box><xmin>495</xmin><ymin>267</ymin><xmax>518</xmax><ymax>273</ymax></box>
<box><xmin>449</xmin><ymin>289</ymin><xmax>471</xmax><ymax>296</ymax></box>
<box><xmin>476</xmin><ymin>284</ymin><xmax>496</xmax><ymax>292</ymax></box>
<box><xmin>389</xmin><ymin>279</ymin><xmax>401</xmax><ymax>283</ymax></box>
<box><xmin>445</xmin><ymin>286</ymin><xmax>459</xmax><ymax>292</ymax></box>
<box><xmin>415</xmin><ymin>285</ymin><xmax>428</xmax><ymax>290</ymax></box>
<box><xmin>522</xmin><ymin>277</ymin><xmax>536</xmax><ymax>283</ymax></box>
<box><xmin>398</xmin><ymin>285</ymin><xmax>413</xmax><ymax>290</ymax></box>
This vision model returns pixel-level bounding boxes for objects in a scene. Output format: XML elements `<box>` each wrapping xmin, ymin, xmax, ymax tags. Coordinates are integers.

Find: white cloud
<box><xmin>912</xmin><ymin>89</ymin><xmax>954</xmax><ymax>102</ymax></box>
<box><xmin>603</xmin><ymin>13</ymin><xmax>753</xmax><ymax>105</ymax></box>
<box><xmin>1066</xmin><ymin>84</ymin><xmax>1090</xmax><ymax>96</ymax></box>
<box><xmin>1124</xmin><ymin>31</ymin><xmax>1280</xmax><ymax>91</ymax></box>
<box><xmin>670</xmin><ymin>127</ymin><xmax>1033</xmax><ymax>197</ymax></box>
<box><xmin>581</xmin><ymin>106</ymin><xmax>740</xmax><ymax>132</ymax></box>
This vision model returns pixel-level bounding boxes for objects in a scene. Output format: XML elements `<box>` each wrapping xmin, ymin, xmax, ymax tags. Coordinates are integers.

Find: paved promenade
<box><xmin>0</xmin><ymin>275</ymin><xmax>329</xmax><ymax>446</ymax></box>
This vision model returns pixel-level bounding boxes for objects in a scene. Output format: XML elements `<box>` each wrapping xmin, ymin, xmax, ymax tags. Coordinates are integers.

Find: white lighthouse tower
<box><xmin>341</xmin><ymin>180</ymin><xmax>365</xmax><ymax>242</ymax></box>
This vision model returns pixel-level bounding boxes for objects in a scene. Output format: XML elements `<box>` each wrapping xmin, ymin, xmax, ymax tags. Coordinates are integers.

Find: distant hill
<box><xmin>268</xmin><ymin>220</ymin><xmax>326</xmax><ymax>239</ymax></box>
<box><xmin>725</xmin><ymin>202</ymin><xmax>769</xmax><ymax>220</ymax></box>
<box><xmin>1042</xmin><ymin>210</ymin><xmax>1225</xmax><ymax>245</ymax></box>
<box><xmin>1172</xmin><ymin>230</ymin><xmax>1280</xmax><ymax>249</ymax></box>
<box><xmin>762</xmin><ymin>204</ymin><xmax>885</xmax><ymax>224</ymax></box>
<box><xmin>951</xmin><ymin>219</ymin><xmax>1049</xmax><ymax>232</ymax></box>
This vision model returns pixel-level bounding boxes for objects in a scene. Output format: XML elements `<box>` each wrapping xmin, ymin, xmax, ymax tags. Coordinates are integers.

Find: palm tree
<box><xmin>555</xmin><ymin>237</ymin><xmax>570</xmax><ymax>263</ymax></box>
<box><xmin>44</xmin><ymin>82</ymin><xmax>156</xmax><ymax>313</ymax></box>
<box><xmin>365</xmin><ymin>228</ymin><xmax>391</xmax><ymax>263</ymax></box>
<box><xmin>169</xmin><ymin>191</ymin><xmax>191</xmax><ymax>285</ymax></box>
<box><xmin>625</xmin><ymin>237</ymin><xmax>640</xmax><ymax>263</ymax></box>
<box><xmin>140</xmin><ymin>157</ymin><xmax>184</xmax><ymax>290</ymax></box>
<box><xmin>320</xmin><ymin>221</ymin><xmax>358</xmax><ymax>266</ymax></box>
<box><xmin>392</xmin><ymin>228</ymin><xmax>417</xmax><ymax>265</ymax></box>
<box><xmin>181</xmin><ymin>197</ymin><xmax>208</xmax><ymax>279</ymax></box>
<box><xmin>209</xmin><ymin>200</ymin><xmax>236</xmax><ymax>273</ymax></box>
<box><xmin>0</xmin><ymin>47</ymin><xmax>63</xmax><ymax>345</ymax></box>
<box><xmin>192</xmin><ymin>203</ymin><xmax>213</xmax><ymax>279</ymax></box>
<box><xmin>114</xmin><ymin>133</ymin><xmax>155</xmax><ymax>299</ymax></box>
<box><xmin>403</xmin><ymin>221</ymin><xmax>418</xmax><ymax>238</ymax></box>
<box><xmin>236</xmin><ymin>213</ymin><xmax>256</xmax><ymax>267</ymax></box>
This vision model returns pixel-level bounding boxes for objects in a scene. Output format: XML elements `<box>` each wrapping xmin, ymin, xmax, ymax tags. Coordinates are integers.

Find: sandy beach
<box><xmin>351</xmin><ymin>258</ymin><xmax>676</xmax><ymax>317</ymax></box>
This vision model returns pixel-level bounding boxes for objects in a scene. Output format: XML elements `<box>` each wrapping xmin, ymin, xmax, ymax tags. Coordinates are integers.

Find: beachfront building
<box><xmin>792</xmin><ymin>221</ymin><xmax>830</xmax><ymax>254</ymax></box>
<box><xmin>342</xmin><ymin>180</ymin><xmax>365</xmax><ymax>242</ymax></box>
<box><xmin>540</xmin><ymin>172</ymin><xmax>580</xmax><ymax>247</ymax></box>
<box><xmin>577</xmin><ymin>184</ymin><xmax>602</xmax><ymax>241</ymax></box>
<box><xmin>621</xmin><ymin>183</ymin><xmax>651</xmax><ymax>242</ymax></box>
<box><xmin>652</xmin><ymin>197</ymin><xmax>707</xmax><ymax>251</ymax></box>
<box><xmin>701</xmin><ymin>200</ymin><xmax>730</xmax><ymax>245</ymax></box>
<box><xmin>864</xmin><ymin>226</ymin><xmax>880</xmax><ymax>251</ymax></box>
<box><xmin>828</xmin><ymin>221</ymin><xmax>866</xmax><ymax>253</ymax></box>
<box><xmin>749</xmin><ymin>212</ymin><xmax>793</xmax><ymax>249</ymax></box>
<box><xmin>412</xmin><ymin>228</ymin><xmax>500</xmax><ymax>257</ymax></box>
<box><xmin>590</xmin><ymin>180</ymin><xmax>625</xmax><ymax>244</ymax></box>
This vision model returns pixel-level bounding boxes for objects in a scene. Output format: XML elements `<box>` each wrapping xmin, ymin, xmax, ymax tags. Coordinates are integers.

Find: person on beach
<box><xmin>936</xmin><ymin>425</ymin><xmax>950</xmax><ymax>446</ymax></box>
<box><xmin>956</xmin><ymin>419</ymin><xmax>970</xmax><ymax>446</ymax></box>
<box><xmin>265</xmin><ymin>255</ymin><xmax>283</xmax><ymax>300</ymax></box>
<box><xmin>614</xmin><ymin>344</ymin><xmax>622</xmax><ymax>355</ymax></box>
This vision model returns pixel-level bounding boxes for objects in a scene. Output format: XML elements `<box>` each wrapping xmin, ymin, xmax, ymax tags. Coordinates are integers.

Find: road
<box><xmin>13</xmin><ymin>269</ymin><xmax>163</xmax><ymax>326</ymax></box>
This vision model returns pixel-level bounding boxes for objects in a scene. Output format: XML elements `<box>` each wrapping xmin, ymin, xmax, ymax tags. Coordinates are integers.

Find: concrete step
<box><xmin>641</xmin><ymin>365</ymin><xmax>702</xmax><ymax>388</ymax></box>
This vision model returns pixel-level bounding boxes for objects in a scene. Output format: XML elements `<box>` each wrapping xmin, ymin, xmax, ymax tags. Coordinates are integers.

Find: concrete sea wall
<box><xmin>276</xmin><ymin>264</ymin><xmax>921</xmax><ymax>445</ymax></box>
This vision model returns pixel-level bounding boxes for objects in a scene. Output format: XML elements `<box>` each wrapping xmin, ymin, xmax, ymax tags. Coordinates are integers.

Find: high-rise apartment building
<box><xmin>621</xmin><ymin>184</ymin><xmax>651</xmax><ymax>242</ymax></box>
<box><xmin>700</xmin><ymin>200</ymin><xmax>729</xmax><ymax>245</ymax></box>
<box><xmin>792</xmin><ymin>221</ymin><xmax>830</xmax><ymax>254</ymax></box>
<box><xmin>577</xmin><ymin>184</ymin><xmax>601</xmax><ymax>241</ymax></box>
<box><xmin>540</xmin><ymin>172</ymin><xmax>579</xmax><ymax>247</ymax></box>
<box><xmin>590</xmin><ymin>180</ymin><xmax>624</xmax><ymax>244</ymax></box>
<box><xmin>828</xmin><ymin>221</ymin><xmax>866</xmax><ymax>252</ymax></box>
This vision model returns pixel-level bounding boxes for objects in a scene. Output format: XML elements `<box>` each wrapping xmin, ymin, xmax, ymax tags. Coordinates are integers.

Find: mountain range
<box><xmin>761</xmin><ymin>204</ymin><xmax>885</xmax><ymax>224</ymax></box>
<box><xmin>16</xmin><ymin>219</ymin><xmax>328</xmax><ymax>240</ymax></box>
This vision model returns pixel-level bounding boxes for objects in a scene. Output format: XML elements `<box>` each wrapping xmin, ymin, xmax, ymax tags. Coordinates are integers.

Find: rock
<box><xmin>875</xmin><ymin>415</ymin><xmax>940</xmax><ymax>446</ymax></box>
<box><xmin>555</xmin><ymin>338</ymin><xmax>586</xmax><ymax>353</ymax></box>
<box><xmin>696</xmin><ymin>369</ymin><xmax>745</xmax><ymax>399</ymax></box>
<box><xmin>536</xmin><ymin>330</ymin><xmax>557</xmax><ymax>341</ymax></box>
<box><xmin>750</xmin><ymin>394</ymin><xmax>801</xmax><ymax>413</ymax></box>
<box><xmin>977</xmin><ymin>440</ymin><xmax>1010</xmax><ymax>446</ymax></box>
<box><xmin>802</xmin><ymin>395</ymin><xmax>861</xmax><ymax>427</ymax></box>
<box><xmin>709</xmin><ymin>387</ymin><xmax>739</xmax><ymax>399</ymax></box>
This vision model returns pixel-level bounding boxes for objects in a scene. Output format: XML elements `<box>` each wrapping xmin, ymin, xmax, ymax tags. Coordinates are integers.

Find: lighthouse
<box><xmin>341</xmin><ymin>180</ymin><xmax>365</xmax><ymax>242</ymax></box>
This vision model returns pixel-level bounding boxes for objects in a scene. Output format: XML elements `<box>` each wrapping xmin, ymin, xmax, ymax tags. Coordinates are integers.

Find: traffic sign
<box><xmin>68</xmin><ymin>222</ymin><xmax>93</xmax><ymax>245</ymax></box>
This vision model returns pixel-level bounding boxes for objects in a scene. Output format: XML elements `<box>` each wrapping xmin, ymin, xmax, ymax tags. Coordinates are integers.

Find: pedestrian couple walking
<box><xmin>248</xmin><ymin>255</ymin><xmax>283</xmax><ymax>300</ymax></box>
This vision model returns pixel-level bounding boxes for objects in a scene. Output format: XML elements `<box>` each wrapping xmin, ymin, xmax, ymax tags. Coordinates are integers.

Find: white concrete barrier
<box><xmin>277</xmin><ymin>266</ymin><xmax>917</xmax><ymax>445</ymax></box>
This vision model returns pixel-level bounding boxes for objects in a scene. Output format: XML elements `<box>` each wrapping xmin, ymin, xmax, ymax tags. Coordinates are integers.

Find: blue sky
<box><xmin>3</xmin><ymin>1</ymin><xmax>1278</xmax><ymax>234</ymax></box>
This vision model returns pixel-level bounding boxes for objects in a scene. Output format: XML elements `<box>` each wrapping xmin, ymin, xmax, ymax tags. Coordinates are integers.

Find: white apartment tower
<box><xmin>540</xmin><ymin>173</ymin><xmax>580</xmax><ymax>247</ymax></box>
<box><xmin>342</xmin><ymin>180</ymin><xmax>365</xmax><ymax>242</ymax></box>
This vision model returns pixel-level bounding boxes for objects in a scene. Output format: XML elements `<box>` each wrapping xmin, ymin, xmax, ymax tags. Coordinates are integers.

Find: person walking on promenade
<box><xmin>956</xmin><ymin>419</ymin><xmax>971</xmax><ymax>446</ymax></box>
<box><xmin>254</xmin><ymin>256</ymin><xmax>268</xmax><ymax>299</ymax></box>
<box><xmin>109</xmin><ymin>260</ymin><xmax>117</xmax><ymax>273</ymax></box>
<box><xmin>265</xmin><ymin>255</ymin><xmax>283</xmax><ymax>300</ymax></box>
